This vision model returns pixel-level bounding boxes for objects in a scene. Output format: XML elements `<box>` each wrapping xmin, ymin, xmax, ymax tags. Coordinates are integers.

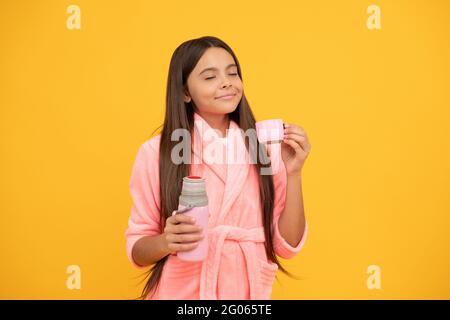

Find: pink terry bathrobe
<box><xmin>125</xmin><ymin>112</ymin><xmax>308</xmax><ymax>300</ymax></box>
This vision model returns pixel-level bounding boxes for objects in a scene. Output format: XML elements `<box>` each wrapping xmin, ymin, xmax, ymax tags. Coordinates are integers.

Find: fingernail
<box><xmin>191</xmin><ymin>217</ymin><xmax>195</xmax><ymax>222</ymax></box>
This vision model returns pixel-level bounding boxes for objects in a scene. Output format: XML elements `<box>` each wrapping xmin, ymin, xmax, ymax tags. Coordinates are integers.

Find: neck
<box><xmin>196</xmin><ymin>111</ymin><xmax>230</xmax><ymax>138</ymax></box>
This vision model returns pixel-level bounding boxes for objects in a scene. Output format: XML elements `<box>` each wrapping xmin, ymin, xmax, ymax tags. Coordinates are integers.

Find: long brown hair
<box><xmin>137</xmin><ymin>36</ymin><xmax>296</xmax><ymax>300</ymax></box>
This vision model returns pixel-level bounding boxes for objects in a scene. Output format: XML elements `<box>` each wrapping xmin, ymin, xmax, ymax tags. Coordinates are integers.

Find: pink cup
<box><xmin>255</xmin><ymin>119</ymin><xmax>284</xmax><ymax>144</ymax></box>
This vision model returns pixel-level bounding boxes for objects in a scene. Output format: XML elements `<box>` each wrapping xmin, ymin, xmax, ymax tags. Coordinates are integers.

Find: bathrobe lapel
<box><xmin>192</xmin><ymin>112</ymin><xmax>250</xmax><ymax>225</ymax></box>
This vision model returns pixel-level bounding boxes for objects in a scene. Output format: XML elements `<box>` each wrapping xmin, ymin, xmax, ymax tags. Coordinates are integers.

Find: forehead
<box><xmin>194</xmin><ymin>47</ymin><xmax>236</xmax><ymax>70</ymax></box>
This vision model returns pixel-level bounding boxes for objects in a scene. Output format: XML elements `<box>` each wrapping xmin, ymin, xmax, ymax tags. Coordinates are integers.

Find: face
<box><xmin>184</xmin><ymin>47</ymin><xmax>243</xmax><ymax>116</ymax></box>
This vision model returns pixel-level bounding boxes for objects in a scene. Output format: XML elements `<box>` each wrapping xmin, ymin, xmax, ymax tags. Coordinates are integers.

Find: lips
<box><xmin>215</xmin><ymin>93</ymin><xmax>236</xmax><ymax>99</ymax></box>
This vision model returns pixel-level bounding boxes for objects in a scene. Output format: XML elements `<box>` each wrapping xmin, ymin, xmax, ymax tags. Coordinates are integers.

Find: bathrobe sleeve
<box><xmin>125</xmin><ymin>141</ymin><xmax>162</xmax><ymax>269</ymax></box>
<box><xmin>272</xmin><ymin>150</ymin><xmax>308</xmax><ymax>259</ymax></box>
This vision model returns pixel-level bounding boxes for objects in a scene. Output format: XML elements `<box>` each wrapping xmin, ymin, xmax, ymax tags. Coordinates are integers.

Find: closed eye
<box><xmin>205</xmin><ymin>73</ymin><xmax>239</xmax><ymax>80</ymax></box>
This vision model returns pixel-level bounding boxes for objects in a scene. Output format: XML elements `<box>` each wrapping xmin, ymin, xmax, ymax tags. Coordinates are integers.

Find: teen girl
<box><xmin>125</xmin><ymin>36</ymin><xmax>311</xmax><ymax>300</ymax></box>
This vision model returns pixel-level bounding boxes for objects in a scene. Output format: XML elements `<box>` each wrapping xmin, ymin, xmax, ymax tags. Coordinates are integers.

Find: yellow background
<box><xmin>1</xmin><ymin>0</ymin><xmax>449</xmax><ymax>299</ymax></box>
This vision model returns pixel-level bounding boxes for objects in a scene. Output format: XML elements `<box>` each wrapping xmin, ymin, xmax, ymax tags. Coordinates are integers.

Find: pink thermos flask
<box><xmin>175</xmin><ymin>176</ymin><xmax>209</xmax><ymax>261</ymax></box>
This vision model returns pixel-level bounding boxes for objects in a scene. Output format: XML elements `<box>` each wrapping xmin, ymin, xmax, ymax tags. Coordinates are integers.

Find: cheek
<box><xmin>232</xmin><ymin>76</ymin><xmax>243</xmax><ymax>89</ymax></box>
<box><xmin>233</xmin><ymin>79</ymin><xmax>244</xmax><ymax>96</ymax></box>
<box><xmin>191</xmin><ymin>82</ymin><xmax>216</xmax><ymax>102</ymax></box>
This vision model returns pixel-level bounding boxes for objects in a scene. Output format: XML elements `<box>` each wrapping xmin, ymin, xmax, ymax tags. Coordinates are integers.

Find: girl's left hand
<box><xmin>281</xmin><ymin>123</ymin><xmax>312</xmax><ymax>176</ymax></box>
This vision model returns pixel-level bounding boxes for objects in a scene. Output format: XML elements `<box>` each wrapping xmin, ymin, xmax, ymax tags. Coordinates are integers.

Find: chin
<box><xmin>217</xmin><ymin>105</ymin><xmax>238</xmax><ymax>115</ymax></box>
<box><xmin>212</xmin><ymin>102</ymin><xmax>239</xmax><ymax>113</ymax></box>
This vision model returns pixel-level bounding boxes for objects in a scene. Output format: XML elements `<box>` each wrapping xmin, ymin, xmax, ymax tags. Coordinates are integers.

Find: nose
<box><xmin>221</xmin><ymin>76</ymin><xmax>232</xmax><ymax>88</ymax></box>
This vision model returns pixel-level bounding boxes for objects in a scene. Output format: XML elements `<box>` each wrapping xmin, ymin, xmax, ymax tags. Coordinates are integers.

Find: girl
<box><xmin>125</xmin><ymin>36</ymin><xmax>311</xmax><ymax>300</ymax></box>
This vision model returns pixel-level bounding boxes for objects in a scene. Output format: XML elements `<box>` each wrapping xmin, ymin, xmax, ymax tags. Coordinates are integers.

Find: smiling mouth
<box><xmin>215</xmin><ymin>94</ymin><xmax>236</xmax><ymax>99</ymax></box>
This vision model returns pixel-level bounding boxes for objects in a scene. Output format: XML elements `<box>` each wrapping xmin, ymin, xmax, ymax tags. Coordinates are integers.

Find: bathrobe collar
<box><xmin>192</xmin><ymin>111</ymin><xmax>250</xmax><ymax>225</ymax></box>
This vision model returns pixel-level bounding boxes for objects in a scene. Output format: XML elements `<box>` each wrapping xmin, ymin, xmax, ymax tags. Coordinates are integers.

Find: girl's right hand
<box><xmin>163</xmin><ymin>211</ymin><xmax>204</xmax><ymax>254</ymax></box>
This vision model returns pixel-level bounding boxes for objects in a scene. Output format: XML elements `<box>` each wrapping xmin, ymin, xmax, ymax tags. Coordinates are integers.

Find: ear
<box><xmin>183</xmin><ymin>87</ymin><xmax>191</xmax><ymax>103</ymax></box>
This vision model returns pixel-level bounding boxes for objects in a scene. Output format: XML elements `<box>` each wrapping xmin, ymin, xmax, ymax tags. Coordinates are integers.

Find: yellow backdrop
<box><xmin>1</xmin><ymin>0</ymin><xmax>449</xmax><ymax>299</ymax></box>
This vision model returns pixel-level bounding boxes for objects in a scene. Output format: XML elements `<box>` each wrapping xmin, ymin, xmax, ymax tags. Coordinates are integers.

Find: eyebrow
<box><xmin>199</xmin><ymin>64</ymin><xmax>237</xmax><ymax>75</ymax></box>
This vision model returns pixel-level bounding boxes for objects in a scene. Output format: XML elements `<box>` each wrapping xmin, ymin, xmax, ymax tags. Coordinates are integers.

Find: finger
<box><xmin>283</xmin><ymin>137</ymin><xmax>304</xmax><ymax>154</ymax></box>
<box><xmin>284</xmin><ymin>134</ymin><xmax>309</xmax><ymax>151</ymax></box>
<box><xmin>172</xmin><ymin>213</ymin><xmax>196</xmax><ymax>225</ymax></box>
<box><xmin>284</xmin><ymin>130</ymin><xmax>307</xmax><ymax>140</ymax></box>
<box><xmin>165</xmin><ymin>221</ymin><xmax>200</xmax><ymax>233</ymax></box>
<box><xmin>167</xmin><ymin>232</ymin><xmax>204</xmax><ymax>243</ymax></box>
<box><xmin>171</xmin><ymin>223</ymin><xmax>203</xmax><ymax>234</ymax></box>
<box><xmin>167</xmin><ymin>242</ymin><xmax>199</xmax><ymax>252</ymax></box>
<box><xmin>284</xmin><ymin>125</ymin><xmax>307</xmax><ymax>137</ymax></box>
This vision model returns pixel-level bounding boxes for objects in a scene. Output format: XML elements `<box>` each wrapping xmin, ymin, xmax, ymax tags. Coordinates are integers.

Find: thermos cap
<box><xmin>179</xmin><ymin>176</ymin><xmax>208</xmax><ymax>207</ymax></box>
